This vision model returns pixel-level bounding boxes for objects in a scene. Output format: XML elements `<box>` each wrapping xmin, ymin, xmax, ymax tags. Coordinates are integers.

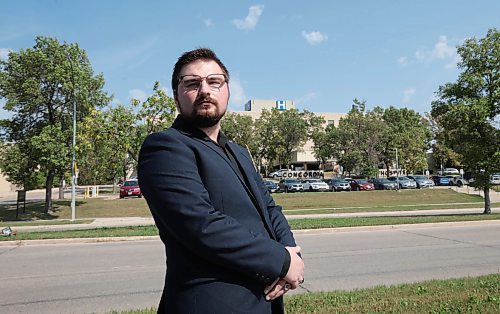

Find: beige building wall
<box><xmin>232</xmin><ymin>99</ymin><xmax>347</xmax><ymax>169</ymax></box>
<box><xmin>0</xmin><ymin>172</ymin><xmax>18</xmax><ymax>192</ymax></box>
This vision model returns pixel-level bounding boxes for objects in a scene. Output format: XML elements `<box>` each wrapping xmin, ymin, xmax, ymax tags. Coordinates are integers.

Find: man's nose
<box><xmin>197</xmin><ymin>79</ymin><xmax>211</xmax><ymax>94</ymax></box>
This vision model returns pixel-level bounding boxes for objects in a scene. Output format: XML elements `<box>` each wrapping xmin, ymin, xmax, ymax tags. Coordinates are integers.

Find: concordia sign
<box><xmin>280</xmin><ymin>170</ymin><xmax>324</xmax><ymax>179</ymax></box>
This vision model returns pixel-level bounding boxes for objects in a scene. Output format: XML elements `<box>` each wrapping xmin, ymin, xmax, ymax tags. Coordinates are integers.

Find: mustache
<box><xmin>194</xmin><ymin>96</ymin><xmax>217</xmax><ymax>107</ymax></box>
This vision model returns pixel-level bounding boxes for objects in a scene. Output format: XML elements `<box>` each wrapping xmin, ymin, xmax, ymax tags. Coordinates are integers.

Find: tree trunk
<box><xmin>483</xmin><ymin>187</ymin><xmax>491</xmax><ymax>214</ymax></box>
<box><xmin>58</xmin><ymin>178</ymin><xmax>65</xmax><ymax>199</ymax></box>
<box><xmin>44</xmin><ymin>168</ymin><xmax>55</xmax><ymax>213</ymax></box>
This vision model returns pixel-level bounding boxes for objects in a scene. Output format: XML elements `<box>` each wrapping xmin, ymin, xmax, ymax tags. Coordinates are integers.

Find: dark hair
<box><xmin>171</xmin><ymin>48</ymin><xmax>230</xmax><ymax>97</ymax></box>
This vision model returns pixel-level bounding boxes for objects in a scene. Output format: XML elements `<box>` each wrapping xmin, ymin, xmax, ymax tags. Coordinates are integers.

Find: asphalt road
<box><xmin>1</xmin><ymin>222</ymin><xmax>499</xmax><ymax>313</ymax></box>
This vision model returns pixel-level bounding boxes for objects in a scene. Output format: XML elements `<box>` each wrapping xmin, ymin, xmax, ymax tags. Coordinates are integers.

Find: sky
<box><xmin>1</xmin><ymin>0</ymin><xmax>499</xmax><ymax>119</ymax></box>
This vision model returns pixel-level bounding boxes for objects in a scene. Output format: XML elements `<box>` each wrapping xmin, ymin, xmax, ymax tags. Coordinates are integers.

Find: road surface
<box><xmin>1</xmin><ymin>221</ymin><xmax>499</xmax><ymax>313</ymax></box>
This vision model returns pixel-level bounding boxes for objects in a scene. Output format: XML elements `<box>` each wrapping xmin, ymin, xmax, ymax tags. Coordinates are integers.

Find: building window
<box><xmin>327</xmin><ymin>120</ymin><xmax>335</xmax><ymax>126</ymax></box>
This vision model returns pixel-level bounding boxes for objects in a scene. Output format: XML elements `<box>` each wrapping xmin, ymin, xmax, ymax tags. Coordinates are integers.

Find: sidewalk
<box><xmin>5</xmin><ymin>206</ymin><xmax>499</xmax><ymax>234</ymax></box>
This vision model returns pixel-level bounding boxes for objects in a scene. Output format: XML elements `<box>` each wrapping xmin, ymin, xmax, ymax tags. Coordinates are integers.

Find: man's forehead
<box><xmin>179</xmin><ymin>59</ymin><xmax>222</xmax><ymax>76</ymax></box>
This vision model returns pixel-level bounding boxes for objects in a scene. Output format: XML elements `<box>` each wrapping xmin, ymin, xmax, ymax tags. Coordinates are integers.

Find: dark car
<box><xmin>264</xmin><ymin>180</ymin><xmax>280</xmax><ymax>193</ymax></box>
<box><xmin>407</xmin><ymin>175</ymin><xmax>434</xmax><ymax>189</ymax></box>
<box><xmin>370</xmin><ymin>178</ymin><xmax>398</xmax><ymax>190</ymax></box>
<box><xmin>278</xmin><ymin>179</ymin><xmax>304</xmax><ymax>193</ymax></box>
<box><xmin>432</xmin><ymin>175</ymin><xmax>450</xmax><ymax>186</ymax></box>
<box><xmin>388</xmin><ymin>176</ymin><xmax>417</xmax><ymax>189</ymax></box>
<box><xmin>350</xmin><ymin>179</ymin><xmax>375</xmax><ymax>191</ymax></box>
<box><xmin>326</xmin><ymin>178</ymin><xmax>351</xmax><ymax>192</ymax></box>
<box><xmin>119</xmin><ymin>179</ymin><xmax>142</xmax><ymax>198</ymax></box>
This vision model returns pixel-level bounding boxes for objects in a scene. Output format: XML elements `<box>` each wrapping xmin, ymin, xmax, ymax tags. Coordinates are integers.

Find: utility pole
<box><xmin>66</xmin><ymin>51</ymin><xmax>77</xmax><ymax>221</ymax></box>
<box><xmin>395</xmin><ymin>148</ymin><xmax>400</xmax><ymax>191</ymax></box>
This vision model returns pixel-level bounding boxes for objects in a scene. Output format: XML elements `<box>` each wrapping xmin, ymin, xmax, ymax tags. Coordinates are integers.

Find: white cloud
<box><xmin>228</xmin><ymin>77</ymin><xmax>246</xmax><ymax>108</ymax></box>
<box><xmin>301</xmin><ymin>31</ymin><xmax>328</xmax><ymax>45</ymax></box>
<box><xmin>402</xmin><ymin>88</ymin><xmax>416</xmax><ymax>104</ymax></box>
<box><xmin>295</xmin><ymin>92</ymin><xmax>317</xmax><ymax>107</ymax></box>
<box><xmin>397</xmin><ymin>56</ymin><xmax>409</xmax><ymax>67</ymax></box>
<box><xmin>232</xmin><ymin>5</ymin><xmax>264</xmax><ymax>30</ymax></box>
<box><xmin>414</xmin><ymin>35</ymin><xmax>458</xmax><ymax>68</ymax></box>
<box><xmin>204</xmin><ymin>19</ymin><xmax>213</xmax><ymax>28</ymax></box>
<box><xmin>0</xmin><ymin>48</ymin><xmax>12</xmax><ymax>60</ymax></box>
<box><xmin>128</xmin><ymin>89</ymin><xmax>147</xmax><ymax>102</ymax></box>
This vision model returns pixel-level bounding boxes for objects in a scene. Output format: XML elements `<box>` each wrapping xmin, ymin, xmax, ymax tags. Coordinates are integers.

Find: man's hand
<box><xmin>283</xmin><ymin>246</ymin><xmax>304</xmax><ymax>289</ymax></box>
<box><xmin>264</xmin><ymin>278</ymin><xmax>288</xmax><ymax>301</ymax></box>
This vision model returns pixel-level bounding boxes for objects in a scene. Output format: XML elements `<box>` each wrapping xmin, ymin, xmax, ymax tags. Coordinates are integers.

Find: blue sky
<box><xmin>1</xmin><ymin>0</ymin><xmax>499</xmax><ymax>119</ymax></box>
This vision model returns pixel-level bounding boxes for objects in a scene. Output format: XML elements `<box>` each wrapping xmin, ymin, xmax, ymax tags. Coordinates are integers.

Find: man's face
<box><xmin>175</xmin><ymin>59</ymin><xmax>229</xmax><ymax>128</ymax></box>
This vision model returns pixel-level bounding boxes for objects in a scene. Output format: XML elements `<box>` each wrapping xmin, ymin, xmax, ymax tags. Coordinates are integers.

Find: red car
<box><xmin>350</xmin><ymin>179</ymin><xmax>375</xmax><ymax>191</ymax></box>
<box><xmin>119</xmin><ymin>179</ymin><xmax>142</xmax><ymax>198</ymax></box>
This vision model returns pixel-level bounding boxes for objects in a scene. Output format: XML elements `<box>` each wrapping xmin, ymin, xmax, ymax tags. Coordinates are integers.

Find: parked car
<box><xmin>431</xmin><ymin>175</ymin><xmax>450</xmax><ymax>186</ymax></box>
<box><xmin>350</xmin><ymin>179</ymin><xmax>375</xmax><ymax>191</ymax></box>
<box><xmin>268</xmin><ymin>169</ymin><xmax>289</xmax><ymax>179</ymax></box>
<box><xmin>407</xmin><ymin>175</ymin><xmax>434</xmax><ymax>189</ymax></box>
<box><xmin>119</xmin><ymin>179</ymin><xmax>142</xmax><ymax>198</ymax></box>
<box><xmin>263</xmin><ymin>180</ymin><xmax>280</xmax><ymax>193</ymax></box>
<box><xmin>278</xmin><ymin>179</ymin><xmax>304</xmax><ymax>193</ymax></box>
<box><xmin>446</xmin><ymin>175</ymin><xmax>468</xmax><ymax>187</ymax></box>
<box><xmin>388</xmin><ymin>176</ymin><xmax>417</xmax><ymax>189</ymax></box>
<box><xmin>301</xmin><ymin>178</ymin><xmax>329</xmax><ymax>192</ymax></box>
<box><xmin>370</xmin><ymin>178</ymin><xmax>398</xmax><ymax>190</ymax></box>
<box><xmin>326</xmin><ymin>178</ymin><xmax>351</xmax><ymax>192</ymax></box>
<box><xmin>438</xmin><ymin>168</ymin><xmax>460</xmax><ymax>176</ymax></box>
<box><xmin>490</xmin><ymin>173</ymin><xmax>500</xmax><ymax>185</ymax></box>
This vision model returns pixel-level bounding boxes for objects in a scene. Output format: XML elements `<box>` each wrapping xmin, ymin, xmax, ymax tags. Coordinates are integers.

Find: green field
<box><xmin>108</xmin><ymin>274</ymin><xmax>500</xmax><ymax>314</ymax></box>
<box><xmin>1</xmin><ymin>188</ymin><xmax>497</xmax><ymax>222</ymax></box>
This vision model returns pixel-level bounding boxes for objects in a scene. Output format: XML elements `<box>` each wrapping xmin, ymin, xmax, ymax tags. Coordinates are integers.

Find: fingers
<box><xmin>265</xmin><ymin>278</ymin><xmax>288</xmax><ymax>301</ymax></box>
<box><xmin>263</xmin><ymin>277</ymin><xmax>280</xmax><ymax>295</ymax></box>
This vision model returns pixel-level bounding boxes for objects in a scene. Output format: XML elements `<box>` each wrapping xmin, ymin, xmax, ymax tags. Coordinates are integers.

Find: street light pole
<box><xmin>395</xmin><ymin>148</ymin><xmax>400</xmax><ymax>191</ymax></box>
<box><xmin>66</xmin><ymin>51</ymin><xmax>77</xmax><ymax>221</ymax></box>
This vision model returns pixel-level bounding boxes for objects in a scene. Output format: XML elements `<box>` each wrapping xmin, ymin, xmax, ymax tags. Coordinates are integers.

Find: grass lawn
<box><xmin>2</xmin><ymin>213</ymin><xmax>499</xmax><ymax>241</ymax></box>
<box><xmin>107</xmin><ymin>274</ymin><xmax>500</xmax><ymax>314</ymax></box>
<box><xmin>1</xmin><ymin>188</ymin><xmax>497</xmax><ymax>223</ymax></box>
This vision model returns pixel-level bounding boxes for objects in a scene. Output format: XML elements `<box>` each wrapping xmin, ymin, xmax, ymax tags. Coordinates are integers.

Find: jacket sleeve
<box><xmin>138</xmin><ymin>131</ymin><xmax>288</xmax><ymax>284</ymax></box>
<box><xmin>254</xmin><ymin>172</ymin><xmax>297</xmax><ymax>247</ymax></box>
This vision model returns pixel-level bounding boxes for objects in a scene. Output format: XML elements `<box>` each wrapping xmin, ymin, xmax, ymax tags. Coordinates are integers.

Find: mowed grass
<box><xmin>1</xmin><ymin>188</ymin><xmax>496</xmax><ymax>223</ymax></box>
<box><xmin>108</xmin><ymin>274</ymin><xmax>500</xmax><ymax>314</ymax></box>
<box><xmin>2</xmin><ymin>213</ymin><xmax>500</xmax><ymax>241</ymax></box>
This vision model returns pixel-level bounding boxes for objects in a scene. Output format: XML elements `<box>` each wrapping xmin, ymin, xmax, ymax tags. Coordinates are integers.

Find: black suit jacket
<box><xmin>138</xmin><ymin>116</ymin><xmax>297</xmax><ymax>314</ymax></box>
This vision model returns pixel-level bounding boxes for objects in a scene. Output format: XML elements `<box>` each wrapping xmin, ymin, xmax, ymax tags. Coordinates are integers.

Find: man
<box><xmin>138</xmin><ymin>48</ymin><xmax>304</xmax><ymax>314</ymax></box>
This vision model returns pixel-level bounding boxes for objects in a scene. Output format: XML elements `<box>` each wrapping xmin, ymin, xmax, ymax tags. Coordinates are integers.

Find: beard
<box><xmin>180</xmin><ymin>97</ymin><xmax>227</xmax><ymax>128</ymax></box>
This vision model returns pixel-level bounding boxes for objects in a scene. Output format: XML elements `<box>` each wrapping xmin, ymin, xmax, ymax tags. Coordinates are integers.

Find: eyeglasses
<box><xmin>178</xmin><ymin>74</ymin><xmax>227</xmax><ymax>93</ymax></box>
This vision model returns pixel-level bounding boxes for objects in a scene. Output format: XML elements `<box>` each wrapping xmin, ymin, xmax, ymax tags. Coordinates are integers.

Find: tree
<box><xmin>129</xmin><ymin>81</ymin><xmax>177</xmax><ymax>166</ymax></box>
<box><xmin>221</xmin><ymin>112</ymin><xmax>259</xmax><ymax>164</ymax></box>
<box><xmin>0</xmin><ymin>36</ymin><xmax>110</xmax><ymax>212</ymax></box>
<box><xmin>335</xmin><ymin>103</ymin><xmax>386</xmax><ymax>177</ymax></box>
<box><xmin>431</xmin><ymin>28</ymin><xmax>500</xmax><ymax>214</ymax></box>
<box><xmin>255</xmin><ymin>108</ymin><xmax>323</xmax><ymax>171</ymax></box>
<box><xmin>380</xmin><ymin>107</ymin><xmax>431</xmax><ymax>175</ymax></box>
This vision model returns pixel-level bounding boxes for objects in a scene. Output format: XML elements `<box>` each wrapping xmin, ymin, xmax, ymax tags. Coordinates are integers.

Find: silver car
<box><xmin>278</xmin><ymin>179</ymin><xmax>304</xmax><ymax>193</ymax></box>
<box><xmin>407</xmin><ymin>175</ymin><xmax>434</xmax><ymax>188</ymax></box>
<box><xmin>388</xmin><ymin>176</ymin><xmax>417</xmax><ymax>189</ymax></box>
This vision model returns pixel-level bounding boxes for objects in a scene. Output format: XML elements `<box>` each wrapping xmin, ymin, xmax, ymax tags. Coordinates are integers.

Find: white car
<box><xmin>301</xmin><ymin>179</ymin><xmax>329</xmax><ymax>192</ymax></box>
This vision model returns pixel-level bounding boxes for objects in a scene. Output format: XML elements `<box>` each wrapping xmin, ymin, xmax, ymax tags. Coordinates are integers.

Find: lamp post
<box><xmin>395</xmin><ymin>148</ymin><xmax>400</xmax><ymax>191</ymax></box>
<box><xmin>65</xmin><ymin>51</ymin><xmax>77</xmax><ymax>221</ymax></box>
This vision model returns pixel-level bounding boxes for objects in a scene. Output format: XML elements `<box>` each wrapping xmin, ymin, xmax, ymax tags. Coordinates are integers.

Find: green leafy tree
<box><xmin>0</xmin><ymin>36</ymin><xmax>110</xmax><ymax>212</ymax></box>
<box><xmin>380</xmin><ymin>107</ymin><xmax>431</xmax><ymax>175</ymax></box>
<box><xmin>221</xmin><ymin>112</ymin><xmax>259</xmax><ymax>165</ymax></box>
<box><xmin>129</xmin><ymin>81</ymin><xmax>177</xmax><ymax>166</ymax></box>
<box><xmin>256</xmin><ymin>108</ymin><xmax>323</xmax><ymax>171</ymax></box>
<box><xmin>335</xmin><ymin>103</ymin><xmax>385</xmax><ymax>177</ymax></box>
<box><xmin>431</xmin><ymin>28</ymin><xmax>500</xmax><ymax>214</ymax></box>
<box><xmin>0</xmin><ymin>142</ymin><xmax>44</xmax><ymax>190</ymax></box>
